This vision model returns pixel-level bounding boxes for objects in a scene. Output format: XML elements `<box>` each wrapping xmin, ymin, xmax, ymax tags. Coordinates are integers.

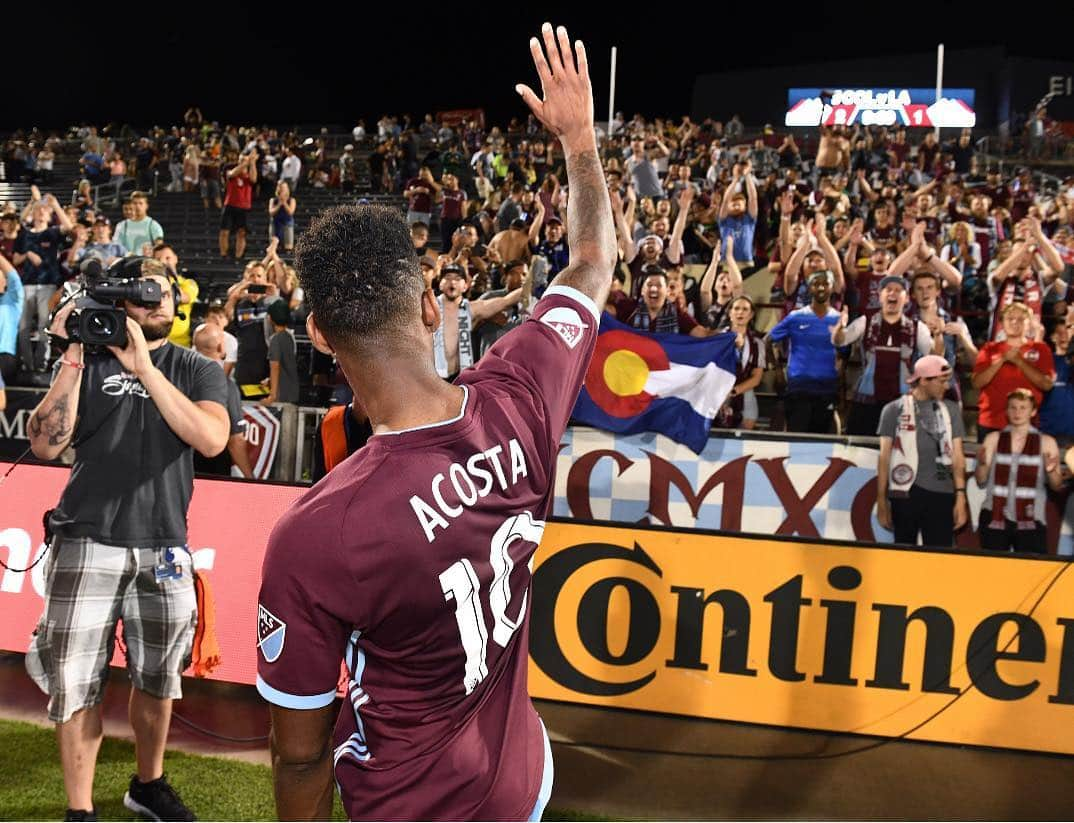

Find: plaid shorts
<box><xmin>25</xmin><ymin>536</ymin><xmax>198</xmax><ymax>723</ymax></box>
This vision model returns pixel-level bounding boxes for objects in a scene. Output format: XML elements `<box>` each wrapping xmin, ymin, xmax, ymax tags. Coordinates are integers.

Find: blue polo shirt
<box><xmin>767</xmin><ymin>306</ymin><xmax>840</xmax><ymax>395</ymax></box>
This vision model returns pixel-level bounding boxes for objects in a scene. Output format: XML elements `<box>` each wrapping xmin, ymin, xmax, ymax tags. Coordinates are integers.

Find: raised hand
<box><xmin>608</xmin><ymin>188</ymin><xmax>623</xmax><ymax>214</ymax></box>
<box><xmin>516</xmin><ymin>23</ymin><xmax>593</xmax><ymax>149</ymax></box>
<box><xmin>779</xmin><ymin>190</ymin><xmax>794</xmax><ymax>215</ymax></box>
<box><xmin>678</xmin><ymin>184</ymin><xmax>695</xmax><ymax>211</ymax></box>
<box><xmin>910</xmin><ymin>219</ymin><xmax>926</xmax><ymax>247</ymax></box>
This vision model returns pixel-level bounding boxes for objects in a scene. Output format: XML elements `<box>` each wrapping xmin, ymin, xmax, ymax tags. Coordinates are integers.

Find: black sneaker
<box><xmin>63</xmin><ymin>810</ymin><xmax>97</xmax><ymax>821</ymax></box>
<box><xmin>123</xmin><ymin>775</ymin><xmax>196</xmax><ymax>821</ymax></box>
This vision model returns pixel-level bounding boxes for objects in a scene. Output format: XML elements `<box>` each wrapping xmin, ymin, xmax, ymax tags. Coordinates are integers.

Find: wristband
<box><xmin>61</xmin><ymin>359</ymin><xmax>85</xmax><ymax>370</ymax></box>
<box><xmin>955</xmin><ymin>488</ymin><xmax>966</xmax><ymax>494</ymax></box>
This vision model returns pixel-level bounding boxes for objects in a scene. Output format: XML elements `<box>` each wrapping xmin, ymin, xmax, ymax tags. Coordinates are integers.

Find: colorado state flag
<box><xmin>572</xmin><ymin>314</ymin><xmax>739</xmax><ymax>453</ymax></box>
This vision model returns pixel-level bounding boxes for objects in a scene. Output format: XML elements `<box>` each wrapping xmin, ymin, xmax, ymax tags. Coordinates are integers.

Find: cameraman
<box><xmin>25</xmin><ymin>258</ymin><xmax>228</xmax><ymax>822</ymax></box>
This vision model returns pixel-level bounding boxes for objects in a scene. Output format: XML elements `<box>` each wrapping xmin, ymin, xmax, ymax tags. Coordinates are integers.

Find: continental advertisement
<box><xmin>5</xmin><ymin>462</ymin><xmax>1074</xmax><ymax>756</ymax></box>
<box><xmin>529</xmin><ymin>521</ymin><xmax>1074</xmax><ymax>756</ymax></box>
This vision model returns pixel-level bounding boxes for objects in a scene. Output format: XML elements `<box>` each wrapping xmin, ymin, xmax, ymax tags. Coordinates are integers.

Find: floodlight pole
<box><xmin>935</xmin><ymin>43</ymin><xmax>944</xmax><ymax>139</ymax></box>
<box><xmin>608</xmin><ymin>46</ymin><xmax>618</xmax><ymax>138</ymax></box>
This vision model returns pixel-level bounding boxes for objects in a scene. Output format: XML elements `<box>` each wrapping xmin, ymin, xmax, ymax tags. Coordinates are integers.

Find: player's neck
<box><xmin>340</xmin><ymin>352</ymin><xmax>465</xmax><ymax>435</ymax></box>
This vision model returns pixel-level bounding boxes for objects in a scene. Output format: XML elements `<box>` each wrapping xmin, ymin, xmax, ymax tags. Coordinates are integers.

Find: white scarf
<box><xmin>433</xmin><ymin>295</ymin><xmax>473</xmax><ymax>378</ymax></box>
<box><xmin>889</xmin><ymin>393</ymin><xmax>953</xmax><ymax>497</ymax></box>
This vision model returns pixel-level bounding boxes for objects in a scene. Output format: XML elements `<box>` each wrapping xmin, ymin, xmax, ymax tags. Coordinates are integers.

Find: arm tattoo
<box><xmin>29</xmin><ymin>396</ymin><xmax>73</xmax><ymax>447</ymax></box>
<box><xmin>564</xmin><ymin>149</ymin><xmax>614</xmax><ymax>257</ymax></box>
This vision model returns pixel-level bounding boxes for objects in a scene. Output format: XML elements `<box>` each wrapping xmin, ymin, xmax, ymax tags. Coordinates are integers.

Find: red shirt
<box><xmin>973</xmin><ymin>340</ymin><xmax>1055</xmax><ymax>430</ymax></box>
<box><xmin>223</xmin><ymin>170</ymin><xmax>253</xmax><ymax>210</ymax></box>
<box><xmin>257</xmin><ymin>288</ymin><xmax>599</xmax><ymax>820</ymax></box>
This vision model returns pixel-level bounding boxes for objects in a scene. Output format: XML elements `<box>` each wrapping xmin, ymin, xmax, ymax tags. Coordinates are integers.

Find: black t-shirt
<box><xmin>49</xmin><ymin>343</ymin><xmax>229</xmax><ymax>546</ymax></box>
<box><xmin>193</xmin><ymin>376</ymin><xmax>244</xmax><ymax>477</ymax></box>
<box><xmin>232</xmin><ymin>297</ymin><xmax>272</xmax><ymax>384</ymax></box>
<box><xmin>15</xmin><ymin>226</ymin><xmax>64</xmax><ymax>286</ymax></box>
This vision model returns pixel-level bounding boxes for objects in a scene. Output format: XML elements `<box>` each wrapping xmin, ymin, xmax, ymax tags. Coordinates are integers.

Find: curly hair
<box><xmin>295</xmin><ymin>204</ymin><xmax>423</xmax><ymax>349</ymax></box>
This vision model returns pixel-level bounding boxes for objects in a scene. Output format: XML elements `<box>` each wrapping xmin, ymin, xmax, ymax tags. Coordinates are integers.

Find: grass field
<box><xmin>0</xmin><ymin>718</ymin><xmax>603</xmax><ymax>821</ymax></box>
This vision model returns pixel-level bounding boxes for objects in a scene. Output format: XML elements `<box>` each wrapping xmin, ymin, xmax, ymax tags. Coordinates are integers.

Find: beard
<box><xmin>141</xmin><ymin>317</ymin><xmax>174</xmax><ymax>341</ymax></box>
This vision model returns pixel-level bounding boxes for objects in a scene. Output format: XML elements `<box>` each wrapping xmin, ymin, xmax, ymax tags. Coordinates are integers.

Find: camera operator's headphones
<box><xmin>107</xmin><ymin>256</ymin><xmax>186</xmax><ymax>320</ymax></box>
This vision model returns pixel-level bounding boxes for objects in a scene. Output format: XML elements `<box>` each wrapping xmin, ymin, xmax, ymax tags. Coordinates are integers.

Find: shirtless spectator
<box><xmin>815</xmin><ymin>124</ymin><xmax>850</xmax><ymax>184</ymax></box>
<box><xmin>489</xmin><ymin>218</ymin><xmax>531</xmax><ymax>265</ymax></box>
<box><xmin>432</xmin><ymin>263</ymin><xmax>527</xmax><ymax>380</ymax></box>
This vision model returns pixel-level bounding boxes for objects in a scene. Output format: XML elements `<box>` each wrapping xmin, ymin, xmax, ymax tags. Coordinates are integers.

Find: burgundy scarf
<box><xmin>856</xmin><ymin>313</ymin><xmax>917</xmax><ymax>404</ymax></box>
<box><xmin>989</xmin><ymin>429</ymin><xmax>1042</xmax><ymax>530</ymax></box>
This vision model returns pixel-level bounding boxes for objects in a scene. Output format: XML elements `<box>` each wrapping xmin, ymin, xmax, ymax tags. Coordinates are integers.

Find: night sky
<box><xmin>10</xmin><ymin>4</ymin><xmax>1074</xmax><ymax>132</ymax></box>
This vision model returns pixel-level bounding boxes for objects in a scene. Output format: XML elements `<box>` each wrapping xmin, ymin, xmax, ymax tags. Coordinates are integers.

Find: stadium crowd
<box><xmin>1</xmin><ymin>110</ymin><xmax>1073</xmax><ymax>549</ymax></box>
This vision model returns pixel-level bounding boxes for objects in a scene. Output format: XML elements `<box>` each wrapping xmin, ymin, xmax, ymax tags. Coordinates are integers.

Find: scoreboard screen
<box><xmin>785</xmin><ymin>88</ymin><xmax>976</xmax><ymax>128</ymax></box>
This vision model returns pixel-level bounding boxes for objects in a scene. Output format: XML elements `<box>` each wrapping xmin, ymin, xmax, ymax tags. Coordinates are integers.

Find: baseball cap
<box><xmin>637</xmin><ymin>234</ymin><xmax>665</xmax><ymax>252</ymax></box>
<box><xmin>94</xmin><ymin>215</ymin><xmax>111</xmax><ymax>226</ymax></box>
<box><xmin>267</xmin><ymin>300</ymin><xmax>291</xmax><ymax>326</ymax></box>
<box><xmin>545</xmin><ymin>216</ymin><xmax>563</xmax><ymax>226</ymax></box>
<box><xmin>440</xmin><ymin>263</ymin><xmax>466</xmax><ymax>277</ymax></box>
<box><xmin>343</xmin><ymin>144</ymin><xmax>354</xmax><ymax>151</ymax></box>
<box><xmin>908</xmin><ymin>354</ymin><xmax>952</xmax><ymax>384</ymax></box>
<box><xmin>807</xmin><ymin>269</ymin><xmax>833</xmax><ymax>286</ymax></box>
<box><xmin>879</xmin><ymin>275</ymin><xmax>907</xmax><ymax>291</ymax></box>
<box><xmin>419</xmin><ymin>256</ymin><xmax>435</xmax><ymax>269</ymax></box>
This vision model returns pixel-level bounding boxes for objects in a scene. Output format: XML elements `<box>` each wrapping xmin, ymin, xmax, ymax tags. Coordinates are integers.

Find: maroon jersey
<box><xmin>257</xmin><ymin>286</ymin><xmax>599</xmax><ymax>821</ymax></box>
<box><xmin>440</xmin><ymin>188</ymin><xmax>466</xmax><ymax>221</ymax></box>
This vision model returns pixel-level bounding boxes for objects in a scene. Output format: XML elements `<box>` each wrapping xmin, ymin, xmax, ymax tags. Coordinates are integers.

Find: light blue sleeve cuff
<box><xmin>256</xmin><ymin>674</ymin><xmax>337</xmax><ymax>710</ymax></box>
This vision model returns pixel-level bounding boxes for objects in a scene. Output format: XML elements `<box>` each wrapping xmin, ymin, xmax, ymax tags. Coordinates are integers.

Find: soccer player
<box><xmin>255</xmin><ymin>23</ymin><xmax>616</xmax><ymax>821</ymax></box>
